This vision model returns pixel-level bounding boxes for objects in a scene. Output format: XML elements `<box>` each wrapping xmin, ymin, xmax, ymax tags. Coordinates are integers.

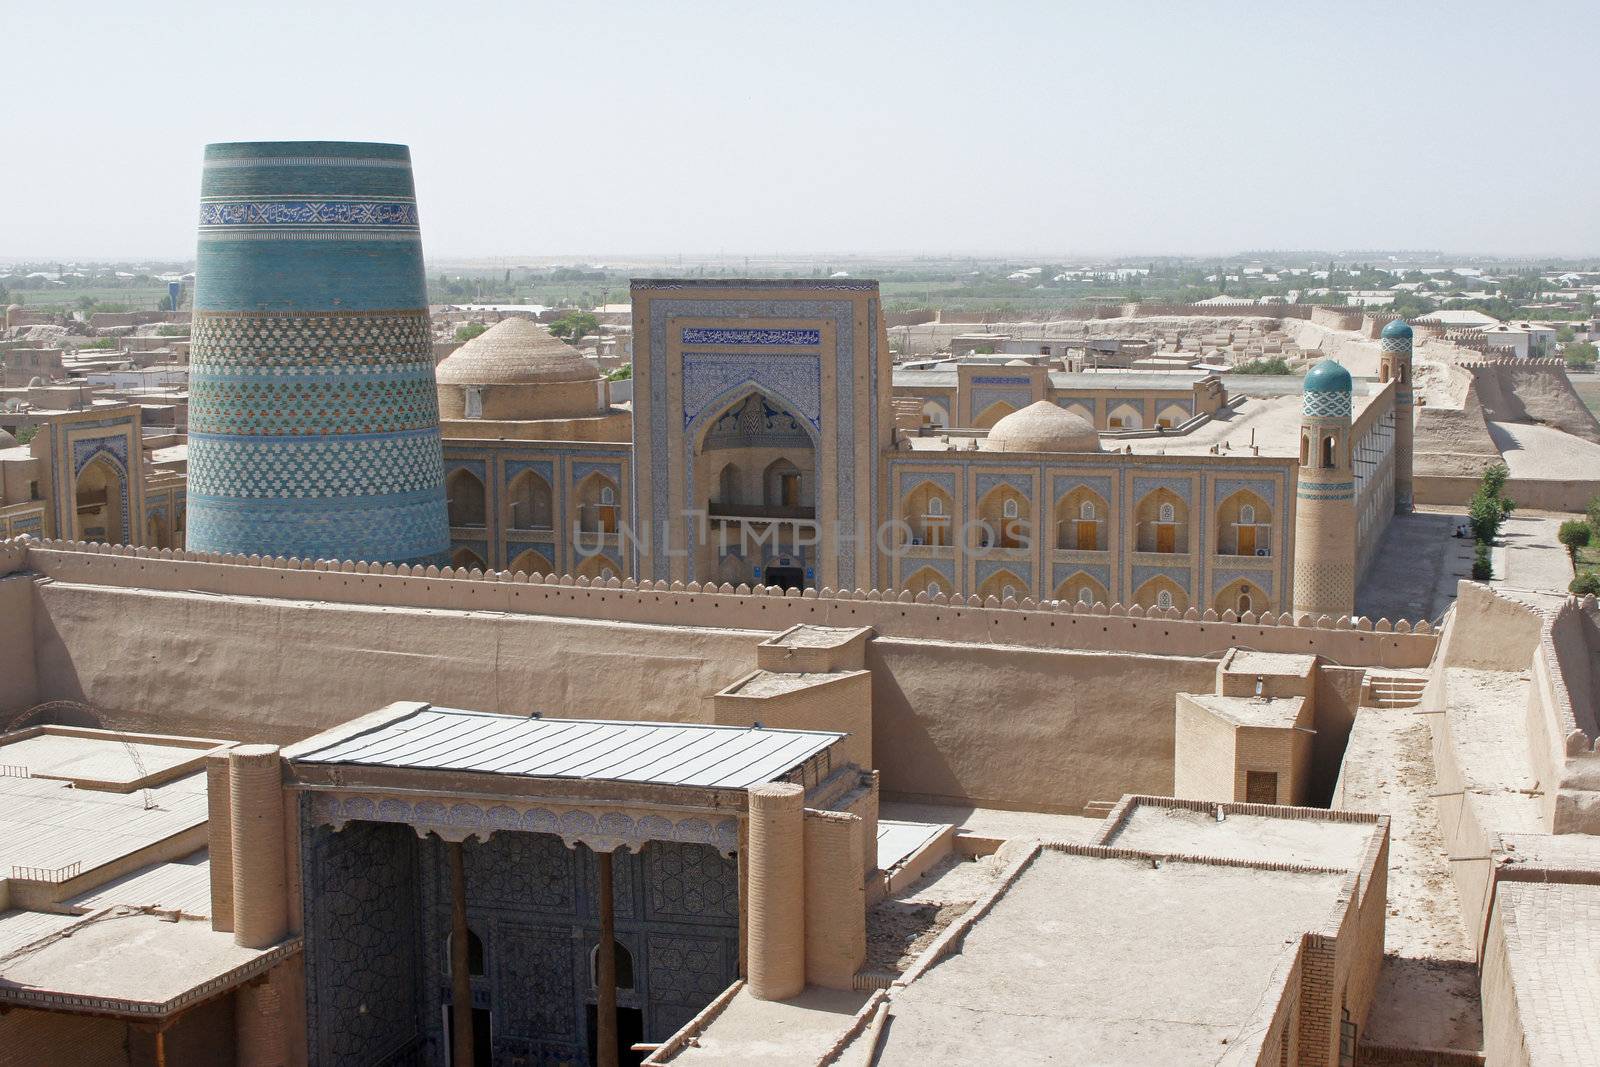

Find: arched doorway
<box><xmin>506</xmin><ymin>470</ymin><xmax>553</xmax><ymax>531</ymax></box>
<box><xmin>695</xmin><ymin>389</ymin><xmax>817</xmax><ymax>587</ymax></box>
<box><xmin>75</xmin><ymin>456</ymin><xmax>127</xmax><ymax>544</ymax></box>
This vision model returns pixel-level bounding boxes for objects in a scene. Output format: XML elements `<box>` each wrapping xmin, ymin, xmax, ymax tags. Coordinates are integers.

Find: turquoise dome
<box><xmin>1381</xmin><ymin>319</ymin><xmax>1413</xmax><ymax>339</ymax></box>
<box><xmin>1304</xmin><ymin>359</ymin><xmax>1353</xmax><ymax>394</ymax></box>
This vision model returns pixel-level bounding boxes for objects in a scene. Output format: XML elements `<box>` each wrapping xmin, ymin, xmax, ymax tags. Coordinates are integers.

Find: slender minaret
<box><xmin>187</xmin><ymin>141</ymin><xmax>448</xmax><ymax>564</ymax></box>
<box><xmin>1380</xmin><ymin>318</ymin><xmax>1415</xmax><ymax>513</ymax></box>
<box><xmin>1292</xmin><ymin>359</ymin><xmax>1357</xmax><ymax>619</ymax></box>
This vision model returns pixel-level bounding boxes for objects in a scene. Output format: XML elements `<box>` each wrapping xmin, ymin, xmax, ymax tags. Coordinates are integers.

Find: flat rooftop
<box><xmin>1226</xmin><ymin>650</ymin><xmax>1317</xmax><ymax>677</ymax></box>
<box><xmin>1102</xmin><ymin>801</ymin><xmax>1376</xmax><ymax>870</ymax></box>
<box><xmin>0</xmin><ymin>726</ymin><xmax>221</xmax><ymax>790</ymax></box>
<box><xmin>1182</xmin><ymin>693</ymin><xmax>1305</xmax><ymax>729</ymax></box>
<box><xmin>0</xmin><ymin>909</ymin><xmax>294</xmax><ymax>1017</ymax></box>
<box><xmin>872</xmin><ymin>849</ymin><xmax>1345</xmax><ymax>1066</ymax></box>
<box><xmin>292</xmin><ymin>707</ymin><xmax>845</xmax><ymax>790</ymax></box>
<box><xmin>0</xmin><ymin>772</ymin><xmax>208</xmax><ymax>884</ymax></box>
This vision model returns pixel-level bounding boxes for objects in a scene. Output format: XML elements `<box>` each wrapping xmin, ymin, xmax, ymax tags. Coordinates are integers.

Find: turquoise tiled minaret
<box><xmin>187</xmin><ymin>141</ymin><xmax>448</xmax><ymax>564</ymax></box>
<box><xmin>1381</xmin><ymin>318</ymin><xmax>1415</xmax><ymax>513</ymax></box>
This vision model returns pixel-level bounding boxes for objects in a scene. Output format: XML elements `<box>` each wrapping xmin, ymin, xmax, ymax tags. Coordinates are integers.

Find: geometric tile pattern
<box><xmin>186</xmin><ymin>141</ymin><xmax>447</xmax><ymax>565</ymax></box>
<box><xmin>1302</xmin><ymin>390</ymin><xmax>1352</xmax><ymax>419</ymax></box>
<box><xmin>188</xmin><ymin>373</ymin><xmax>441</xmax><ymax>437</ymax></box>
<box><xmin>187</xmin><ymin>431</ymin><xmax>445</xmax><ymax>498</ymax></box>
<box><xmin>184</xmin><ymin>491</ymin><xmax>447</xmax><ymax>564</ymax></box>
<box><xmin>190</xmin><ymin>311</ymin><xmax>432</xmax><ymax>371</ymax></box>
<box><xmin>681</xmin><ymin>352</ymin><xmax>821</xmax><ymax>430</ymax></box>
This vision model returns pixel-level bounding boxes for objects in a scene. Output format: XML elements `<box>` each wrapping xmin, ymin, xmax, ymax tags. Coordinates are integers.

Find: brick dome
<box><xmin>985</xmin><ymin>400</ymin><xmax>1100</xmax><ymax>453</ymax></box>
<box><xmin>437</xmin><ymin>318</ymin><xmax>597</xmax><ymax>386</ymax></box>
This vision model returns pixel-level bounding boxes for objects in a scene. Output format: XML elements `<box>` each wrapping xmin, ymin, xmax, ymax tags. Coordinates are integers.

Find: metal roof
<box><xmin>292</xmin><ymin>707</ymin><xmax>844</xmax><ymax>790</ymax></box>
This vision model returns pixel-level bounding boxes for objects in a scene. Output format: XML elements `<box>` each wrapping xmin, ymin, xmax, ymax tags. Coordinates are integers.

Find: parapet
<box><xmin>9</xmin><ymin>535</ymin><xmax>1442</xmax><ymax>667</ymax></box>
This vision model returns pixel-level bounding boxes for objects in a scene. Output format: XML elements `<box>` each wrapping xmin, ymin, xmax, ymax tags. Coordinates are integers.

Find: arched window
<box><xmin>927</xmin><ymin>581</ymin><xmax>941</xmax><ymax>596</ymax></box>
<box><xmin>1238</xmin><ymin>591</ymin><xmax>1253</xmax><ymax>614</ymax></box>
<box><xmin>1002</xmin><ymin>584</ymin><xmax>1016</xmax><ymax>601</ymax></box>
<box><xmin>1322</xmin><ymin>435</ymin><xmax>1336</xmax><ymax>468</ymax></box>
<box><xmin>600</xmin><ymin>486</ymin><xmax>615</xmax><ymax>506</ymax></box>
<box><xmin>1239</xmin><ymin>504</ymin><xmax>1256</xmax><ymax>525</ymax></box>
<box><xmin>928</xmin><ymin>497</ymin><xmax>943</xmax><ymax>516</ymax></box>
<box><xmin>1004</xmin><ymin>498</ymin><xmax>1018</xmax><ymax>519</ymax></box>
<box><xmin>1078</xmin><ymin>587</ymin><xmax>1094</xmax><ymax>604</ymax></box>
<box><xmin>1159</xmin><ymin>502</ymin><xmax>1175</xmax><ymax>524</ymax></box>
<box><xmin>1079</xmin><ymin>500</ymin><xmax>1096</xmax><ymax>520</ymax></box>
<box><xmin>446</xmin><ymin>468</ymin><xmax>486</xmax><ymax>528</ymax></box>
<box><xmin>1300</xmin><ymin>434</ymin><xmax>1310</xmax><ymax>466</ymax></box>
<box><xmin>444</xmin><ymin>929</ymin><xmax>485</xmax><ymax>977</ymax></box>
<box><xmin>590</xmin><ymin>942</ymin><xmax>635</xmax><ymax>991</ymax></box>
<box><xmin>1156</xmin><ymin>589</ymin><xmax>1174</xmax><ymax>610</ymax></box>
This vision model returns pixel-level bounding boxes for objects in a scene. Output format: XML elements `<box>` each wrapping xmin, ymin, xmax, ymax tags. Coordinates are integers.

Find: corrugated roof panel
<box><xmin>293</xmin><ymin>708</ymin><xmax>844</xmax><ymax>790</ymax></box>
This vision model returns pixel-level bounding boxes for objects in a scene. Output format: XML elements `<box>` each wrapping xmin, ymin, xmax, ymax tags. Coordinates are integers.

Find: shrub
<box><xmin>1481</xmin><ymin>462</ymin><xmax>1510</xmax><ymax>500</ymax></box>
<box><xmin>1233</xmin><ymin>356</ymin><xmax>1291</xmax><ymax>374</ymax></box>
<box><xmin>453</xmin><ymin>322</ymin><xmax>487</xmax><ymax>343</ymax></box>
<box><xmin>1472</xmin><ymin>542</ymin><xmax>1493</xmax><ymax>581</ymax></box>
<box><xmin>1571</xmin><ymin>573</ymin><xmax>1600</xmax><ymax>596</ymax></box>
<box><xmin>1587</xmin><ymin>495</ymin><xmax>1600</xmax><ymax>535</ymax></box>
<box><xmin>1559</xmin><ymin>519</ymin><xmax>1593</xmax><ymax>562</ymax></box>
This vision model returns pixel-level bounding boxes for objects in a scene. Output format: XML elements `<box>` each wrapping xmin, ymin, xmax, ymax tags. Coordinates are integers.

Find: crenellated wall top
<box><xmin>5</xmin><ymin>535</ymin><xmax>1443</xmax><ymax>666</ymax></box>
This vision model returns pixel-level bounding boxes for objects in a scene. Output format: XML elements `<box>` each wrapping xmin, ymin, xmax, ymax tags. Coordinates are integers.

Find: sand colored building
<box><xmin>0</xmin><ymin>404</ymin><xmax>185</xmax><ymax>548</ymax></box>
<box><xmin>427</xmin><ymin>282</ymin><xmax>1405</xmax><ymax>619</ymax></box>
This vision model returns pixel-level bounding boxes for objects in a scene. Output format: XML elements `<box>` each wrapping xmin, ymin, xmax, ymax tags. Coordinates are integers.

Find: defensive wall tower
<box><xmin>1292</xmin><ymin>359</ymin><xmax>1357</xmax><ymax>619</ymax></box>
<box><xmin>186</xmin><ymin>141</ymin><xmax>449</xmax><ymax>564</ymax></box>
<box><xmin>1380</xmin><ymin>318</ymin><xmax>1414</xmax><ymax>513</ymax></box>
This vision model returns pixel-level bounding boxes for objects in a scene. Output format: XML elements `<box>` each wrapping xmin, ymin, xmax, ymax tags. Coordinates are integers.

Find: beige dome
<box><xmin>1004</xmin><ymin>358</ymin><xmax>1032</xmax><ymax>366</ymax></box>
<box><xmin>436</xmin><ymin>318</ymin><xmax>597</xmax><ymax>386</ymax></box>
<box><xmin>985</xmin><ymin>400</ymin><xmax>1100</xmax><ymax>453</ymax></box>
<box><xmin>0</xmin><ymin>427</ymin><xmax>16</xmax><ymax>449</ymax></box>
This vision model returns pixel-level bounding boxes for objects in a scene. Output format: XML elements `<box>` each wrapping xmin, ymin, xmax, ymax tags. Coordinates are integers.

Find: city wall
<box><xmin>6</xmin><ymin>538</ymin><xmax>1438</xmax><ymax>813</ymax></box>
<box><xmin>1423</xmin><ymin>583</ymin><xmax>1600</xmax><ymax>946</ymax></box>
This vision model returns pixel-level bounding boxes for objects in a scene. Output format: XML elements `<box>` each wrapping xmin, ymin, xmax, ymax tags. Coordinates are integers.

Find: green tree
<box><xmin>453</xmin><ymin>322</ymin><xmax>487</xmax><ymax>342</ymax></box>
<box><xmin>1564</xmin><ymin>340</ymin><xmax>1596</xmax><ymax>369</ymax></box>
<box><xmin>1468</xmin><ymin>463</ymin><xmax>1515</xmax><ymax>543</ymax></box>
<box><xmin>1559</xmin><ymin>519</ymin><xmax>1592</xmax><ymax>563</ymax></box>
<box><xmin>1587</xmin><ymin>495</ymin><xmax>1600</xmax><ymax>535</ymax></box>
<box><xmin>1472</xmin><ymin>541</ymin><xmax>1493</xmax><ymax>580</ymax></box>
<box><xmin>549</xmin><ymin>311</ymin><xmax>599</xmax><ymax>342</ymax></box>
<box><xmin>605</xmin><ymin>364</ymin><xmax>632</xmax><ymax>381</ymax></box>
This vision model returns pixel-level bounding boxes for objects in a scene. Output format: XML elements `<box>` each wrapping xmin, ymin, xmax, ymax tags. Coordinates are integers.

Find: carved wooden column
<box><xmin>449</xmin><ymin>840</ymin><xmax>473</xmax><ymax>1067</ymax></box>
<box><xmin>596</xmin><ymin>848</ymin><xmax>619</xmax><ymax>1067</ymax></box>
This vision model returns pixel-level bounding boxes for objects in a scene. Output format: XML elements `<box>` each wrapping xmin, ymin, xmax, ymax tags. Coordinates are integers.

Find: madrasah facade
<box><xmin>435</xmin><ymin>286</ymin><xmax>1412</xmax><ymax>622</ymax></box>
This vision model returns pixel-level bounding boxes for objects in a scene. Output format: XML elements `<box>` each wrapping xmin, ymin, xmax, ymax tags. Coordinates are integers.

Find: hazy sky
<box><xmin>5</xmin><ymin>1</ymin><xmax>1597</xmax><ymax>260</ymax></box>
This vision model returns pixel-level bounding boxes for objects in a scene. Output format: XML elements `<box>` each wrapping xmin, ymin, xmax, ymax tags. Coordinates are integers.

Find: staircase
<box><xmin>1365</xmin><ymin>672</ymin><xmax>1428</xmax><ymax>709</ymax></box>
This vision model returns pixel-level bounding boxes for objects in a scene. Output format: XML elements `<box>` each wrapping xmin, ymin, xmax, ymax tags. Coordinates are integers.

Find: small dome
<box><xmin>1004</xmin><ymin>358</ymin><xmax>1032</xmax><ymax>366</ymax></box>
<box><xmin>1304</xmin><ymin>359</ymin><xmax>1352</xmax><ymax>394</ymax></box>
<box><xmin>1381</xmin><ymin>318</ymin><xmax>1413</xmax><ymax>339</ymax></box>
<box><xmin>436</xmin><ymin>318</ymin><xmax>596</xmax><ymax>386</ymax></box>
<box><xmin>986</xmin><ymin>400</ymin><xmax>1100</xmax><ymax>453</ymax></box>
<box><xmin>0</xmin><ymin>427</ymin><xmax>16</xmax><ymax>449</ymax></box>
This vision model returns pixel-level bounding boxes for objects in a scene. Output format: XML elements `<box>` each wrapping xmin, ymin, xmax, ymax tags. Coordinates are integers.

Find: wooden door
<box><xmin>780</xmin><ymin>473</ymin><xmax>800</xmax><ymax>508</ymax></box>
<box><xmin>1237</xmin><ymin>525</ymin><xmax>1256</xmax><ymax>557</ymax></box>
<box><xmin>1156</xmin><ymin>523</ymin><xmax>1175</xmax><ymax>554</ymax></box>
<box><xmin>1076</xmin><ymin>520</ymin><xmax>1097</xmax><ymax>551</ymax></box>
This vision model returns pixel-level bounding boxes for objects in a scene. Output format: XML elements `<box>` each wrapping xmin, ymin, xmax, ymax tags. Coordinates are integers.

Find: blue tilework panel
<box><xmin>187</xmin><ymin>142</ymin><xmax>448</xmax><ymax>564</ymax></box>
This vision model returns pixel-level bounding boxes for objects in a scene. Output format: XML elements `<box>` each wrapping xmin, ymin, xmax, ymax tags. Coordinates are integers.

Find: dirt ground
<box><xmin>864</xmin><ymin>846</ymin><xmax>1024</xmax><ymax>975</ymax></box>
<box><xmin>1338</xmin><ymin>705</ymin><xmax>1483</xmax><ymax>1051</ymax></box>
